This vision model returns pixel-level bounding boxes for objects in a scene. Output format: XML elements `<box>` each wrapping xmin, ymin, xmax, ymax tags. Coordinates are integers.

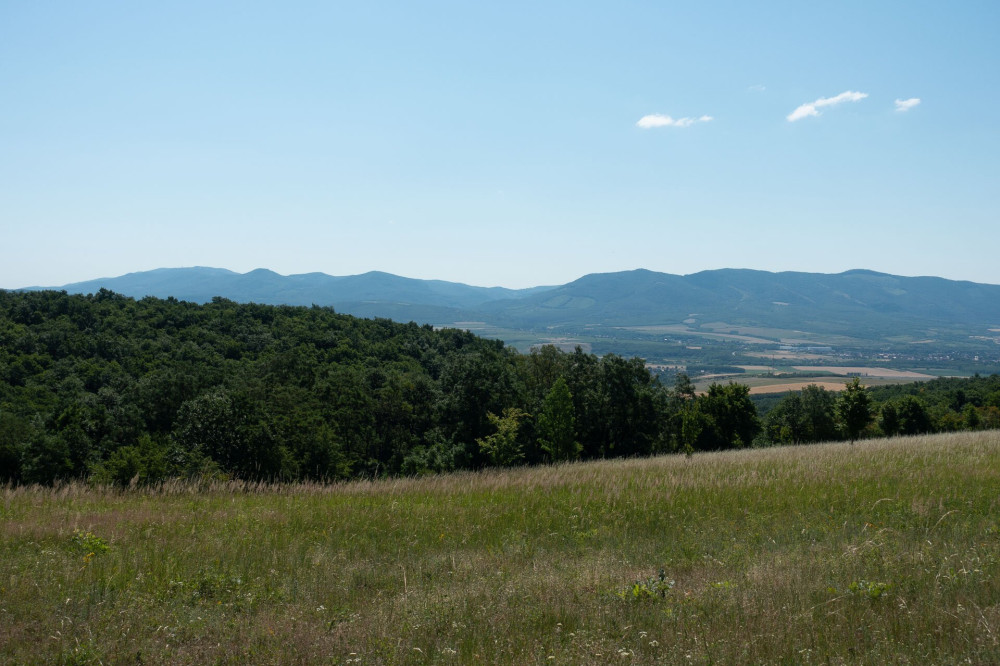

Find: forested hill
<box><xmin>3</xmin><ymin>289</ymin><xmax>999</xmax><ymax>486</ymax></box>
<box><xmin>0</xmin><ymin>289</ymin><xmax>683</xmax><ymax>484</ymax></box>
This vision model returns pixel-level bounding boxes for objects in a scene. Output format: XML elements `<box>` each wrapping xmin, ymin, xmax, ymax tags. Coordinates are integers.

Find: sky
<box><xmin>2</xmin><ymin>1</ymin><xmax>998</xmax><ymax>289</ymax></box>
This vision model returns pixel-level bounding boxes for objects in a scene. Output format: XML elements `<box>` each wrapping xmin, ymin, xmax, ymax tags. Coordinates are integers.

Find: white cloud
<box><xmin>748</xmin><ymin>84</ymin><xmax>766</xmax><ymax>92</ymax></box>
<box><xmin>787</xmin><ymin>90</ymin><xmax>868</xmax><ymax>122</ymax></box>
<box><xmin>637</xmin><ymin>114</ymin><xmax>713</xmax><ymax>129</ymax></box>
<box><xmin>895</xmin><ymin>97</ymin><xmax>921</xmax><ymax>112</ymax></box>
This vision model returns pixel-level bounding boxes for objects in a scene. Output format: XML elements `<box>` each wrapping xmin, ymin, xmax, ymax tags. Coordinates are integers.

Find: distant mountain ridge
<box><xmin>480</xmin><ymin>268</ymin><xmax>1000</xmax><ymax>333</ymax></box>
<box><xmin>18</xmin><ymin>266</ymin><xmax>1000</xmax><ymax>342</ymax></box>
<box><xmin>23</xmin><ymin>267</ymin><xmax>552</xmax><ymax>311</ymax></box>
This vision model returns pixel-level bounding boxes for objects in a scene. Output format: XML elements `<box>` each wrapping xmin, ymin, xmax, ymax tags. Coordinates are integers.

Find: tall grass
<box><xmin>3</xmin><ymin>432</ymin><xmax>1000</xmax><ymax>664</ymax></box>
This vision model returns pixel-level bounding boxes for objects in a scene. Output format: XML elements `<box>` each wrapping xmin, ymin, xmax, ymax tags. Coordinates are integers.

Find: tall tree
<box><xmin>699</xmin><ymin>382</ymin><xmax>760</xmax><ymax>449</ymax></box>
<box><xmin>836</xmin><ymin>378</ymin><xmax>871</xmax><ymax>443</ymax></box>
<box><xmin>800</xmin><ymin>384</ymin><xmax>838</xmax><ymax>442</ymax></box>
<box><xmin>879</xmin><ymin>401</ymin><xmax>901</xmax><ymax>437</ymax></box>
<box><xmin>537</xmin><ymin>378</ymin><xmax>580</xmax><ymax>462</ymax></box>
<box><xmin>476</xmin><ymin>408</ymin><xmax>530</xmax><ymax>467</ymax></box>
<box><xmin>896</xmin><ymin>396</ymin><xmax>933</xmax><ymax>435</ymax></box>
<box><xmin>764</xmin><ymin>393</ymin><xmax>807</xmax><ymax>444</ymax></box>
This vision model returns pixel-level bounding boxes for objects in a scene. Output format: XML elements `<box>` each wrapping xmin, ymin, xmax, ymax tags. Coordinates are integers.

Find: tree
<box><xmin>678</xmin><ymin>404</ymin><xmax>711</xmax><ymax>455</ymax></box>
<box><xmin>91</xmin><ymin>435</ymin><xmax>168</xmax><ymax>486</ymax></box>
<box><xmin>520</xmin><ymin>345</ymin><xmax>568</xmax><ymax>403</ymax></box>
<box><xmin>564</xmin><ymin>348</ymin><xmax>603</xmax><ymax>457</ymax></box>
<box><xmin>764</xmin><ymin>393</ymin><xmax>807</xmax><ymax>444</ymax></box>
<box><xmin>801</xmin><ymin>384</ymin><xmax>838</xmax><ymax>442</ymax></box>
<box><xmin>765</xmin><ymin>385</ymin><xmax>840</xmax><ymax>445</ymax></box>
<box><xmin>0</xmin><ymin>411</ymin><xmax>30</xmax><ymax>483</ymax></box>
<box><xmin>476</xmin><ymin>408</ymin><xmax>530</xmax><ymax>467</ymax></box>
<box><xmin>438</xmin><ymin>349</ymin><xmax>519</xmax><ymax>464</ymax></box>
<box><xmin>836</xmin><ymin>378</ymin><xmax>871</xmax><ymax>443</ymax></box>
<box><xmin>962</xmin><ymin>403</ymin><xmax>981</xmax><ymax>430</ymax></box>
<box><xmin>22</xmin><ymin>430</ymin><xmax>73</xmax><ymax>485</ymax></box>
<box><xmin>699</xmin><ymin>382</ymin><xmax>760</xmax><ymax>449</ymax></box>
<box><xmin>537</xmin><ymin>378</ymin><xmax>580</xmax><ymax>462</ymax></box>
<box><xmin>173</xmin><ymin>390</ymin><xmax>242</xmax><ymax>470</ymax></box>
<box><xmin>896</xmin><ymin>396</ymin><xmax>933</xmax><ymax>435</ymax></box>
<box><xmin>879</xmin><ymin>401</ymin><xmax>901</xmax><ymax>436</ymax></box>
<box><xmin>172</xmin><ymin>389</ymin><xmax>288</xmax><ymax>479</ymax></box>
<box><xmin>598</xmin><ymin>354</ymin><xmax>661</xmax><ymax>457</ymax></box>
<box><xmin>673</xmin><ymin>373</ymin><xmax>696</xmax><ymax>401</ymax></box>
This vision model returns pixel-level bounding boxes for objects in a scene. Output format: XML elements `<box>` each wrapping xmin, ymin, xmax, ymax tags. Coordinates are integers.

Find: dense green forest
<box><xmin>2</xmin><ymin>290</ymin><xmax>999</xmax><ymax>485</ymax></box>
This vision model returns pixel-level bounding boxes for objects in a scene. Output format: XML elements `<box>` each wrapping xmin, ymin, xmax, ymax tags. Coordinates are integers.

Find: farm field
<box><xmin>791</xmin><ymin>366</ymin><xmax>936</xmax><ymax>379</ymax></box>
<box><xmin>746</xmin><ymin>380</ymin><xmax>853</xmax><ymax>395</ymax></box>
<box><xmin>616</xmin><ymin>324</ymin><xmax>778</xmax><ymax>345</ymax></box>
<box><xmin>3</xmin><ymin>432</ymin><xmax>1000</xmax><ymax>664</ymax></box>
<box><xmin>744</xmin><ymin>350</ymin><xmax>836</xmax><ymax>361</ymax></box>
<box><xmin>692</xmin><ymin>374</ymin><xmax>925</xmax><ymax>394</ymax></box>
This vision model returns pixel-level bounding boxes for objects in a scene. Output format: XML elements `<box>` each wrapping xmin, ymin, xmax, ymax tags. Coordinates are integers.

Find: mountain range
<box><xmin>19</xmin><ymin>267</ymin><xmax>1000</xmax><ymax>344</ymax></box>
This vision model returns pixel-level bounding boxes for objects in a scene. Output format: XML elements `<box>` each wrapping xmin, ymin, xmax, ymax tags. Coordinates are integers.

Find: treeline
<box><xmin>759</xmin><ymin>375</ymin><xmax>1000</xmax><ymax>446</ymax></box>
<box><xmin>0</xmin><ymin>289</ymin><xmax>754</xmax><ymax>484</ymax></box>
<box><xmin>1</xmin><ymin>290</ymin><xmax>998</xmax><ymax>485</ymax></box>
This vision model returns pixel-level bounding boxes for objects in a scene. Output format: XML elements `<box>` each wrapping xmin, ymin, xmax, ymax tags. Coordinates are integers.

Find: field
<box><xmin>4</xmin><ymin>432</ymin><xmax>1000</xmax><ymax>664</ymax></box>
<box><xmin>690</xmin><ymin>364</ymin><xmax>939</xmax><ymax>394</ymax></box>
<box><xmin>693</xmin><ymin>375</ymin><xmax>925</xmax><ymax>395</ymax></box>
<box><xmin>790</xmin><ymin>367</ymin><xmax>936</xmax><ymax>379</ymax></box>
<box><xmin>746</xmin><ymin>380</ymin><xmax>852</xmax><ymax>395</ymax></box>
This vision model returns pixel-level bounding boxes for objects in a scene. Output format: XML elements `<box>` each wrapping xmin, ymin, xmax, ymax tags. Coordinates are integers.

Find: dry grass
<box><xmin>3</xmin><ymin>432</ymin><xmax>1000</xmax><ymax>664</ymax></box>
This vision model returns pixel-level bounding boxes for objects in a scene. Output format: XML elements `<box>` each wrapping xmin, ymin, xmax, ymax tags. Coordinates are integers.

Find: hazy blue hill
<box><xmin>32</xmin><ymin>267</ymin><xmax>243</xmax><ymax>303</ymax></box>
<box><xmin>21</xmin><ymin>266</ymin><xmax>1000</xmax><ymax>342</ymax></box>
<box><xmin>480</xmin><ymin>269</ymin><xmax>726</xmax><ymax>325</ymax></box>
<box><xmin>25</xmin><ymin>267</ymin><xmax>550</xmax><ymax>311</ymax></box>
<box><xmin>479</xmin><ymin>268</ymin><xmax>1000</xmax><ymax>337</ymax></box>
<box><xmin>703</xmin><ymin>269</ymin><xmax>1000</xmax><ymax>327</ymax></box>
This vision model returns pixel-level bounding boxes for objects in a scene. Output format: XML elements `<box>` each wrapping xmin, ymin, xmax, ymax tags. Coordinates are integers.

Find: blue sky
<box><xmin>2</xmin><ymin>1</ymin><xmax>998</xmax><ymax>289</ymax></box>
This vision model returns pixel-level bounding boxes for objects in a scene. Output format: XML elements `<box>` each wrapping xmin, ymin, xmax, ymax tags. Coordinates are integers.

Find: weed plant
<box><xmin>3</xmin><ymin>431</ymin><xmax>1000</xmax><ymax>663</ymax></box>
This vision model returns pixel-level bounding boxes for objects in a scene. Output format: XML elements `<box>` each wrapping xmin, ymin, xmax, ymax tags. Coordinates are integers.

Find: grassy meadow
<box><xmin>3</xmin><ymin>432</ymin><xmax>1000</xmax><ymax>664</ymax></box>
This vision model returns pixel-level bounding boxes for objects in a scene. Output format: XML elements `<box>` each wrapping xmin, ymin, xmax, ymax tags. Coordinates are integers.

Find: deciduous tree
<box><xmin>537</xmin><ymin>378</ymin><xmax>580</xmax><ymax>462</ymax></box>
<box><xmin>836</xmin><ymin>378</ymin><xmax>871</xmax><ymax>443</ymax></box>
